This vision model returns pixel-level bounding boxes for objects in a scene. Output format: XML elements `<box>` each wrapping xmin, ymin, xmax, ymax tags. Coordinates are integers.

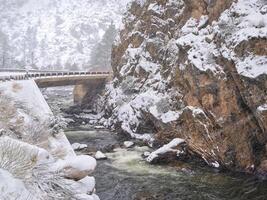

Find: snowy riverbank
<box><xmin>0</xmin><ymin>80</ymin><xmax>99</xmax><ymax>200</ymax></box>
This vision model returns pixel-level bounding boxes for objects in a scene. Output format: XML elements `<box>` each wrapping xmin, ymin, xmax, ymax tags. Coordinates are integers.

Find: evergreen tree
<box><xmin>23</xmin><ymin>26</ymin><xmax>38</xmax><ymax>67</ymax></box>
<box><xmin>89</xmin><ymin>22</ymin><xmax>117</xmax><ymax>70</ymax></box>
<box><xmin>0</xmin><ymin>30</ymin><xmax>10</xmax><ymax>68</ymax></box>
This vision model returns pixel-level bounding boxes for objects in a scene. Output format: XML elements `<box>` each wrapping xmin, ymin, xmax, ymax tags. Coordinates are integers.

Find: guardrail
<box><xmin>0</xmin><ymin>71</ymin><xmax>111</xmax><ymax>82</ymax></box>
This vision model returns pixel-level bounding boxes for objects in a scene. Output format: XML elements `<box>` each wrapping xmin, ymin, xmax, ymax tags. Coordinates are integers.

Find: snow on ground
<box><xmin>0</xmin><ymin>169</ymin><xmax>31</xmax><ymax>200</ymax></box>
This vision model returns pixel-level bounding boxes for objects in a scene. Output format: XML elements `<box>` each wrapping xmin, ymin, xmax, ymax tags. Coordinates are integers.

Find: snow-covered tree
<box><xmin>0</xmin><ymin>30</ymin><xmax>11</xmax><ymax>68</ymax></box>
<box><xmin>89</xmin><ymin>22</ymin><xmax>117</xmax><ymax>70</ymax></box>
<box><xmin>23</xmin><ymin>26</ymin><xmax>38</xmax><ymax>67</ymax></box>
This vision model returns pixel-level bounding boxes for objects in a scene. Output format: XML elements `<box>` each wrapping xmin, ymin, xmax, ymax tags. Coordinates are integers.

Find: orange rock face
<box><xmin>108</xmin><ymin>0</ymin><xmax>267</xmax><ymax>175</ymax></box>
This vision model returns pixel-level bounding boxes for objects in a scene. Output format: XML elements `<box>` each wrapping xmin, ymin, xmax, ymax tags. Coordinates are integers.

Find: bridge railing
<box><xmin>0</xmin><ymin>70</ymin><xmax>111</xmax><ymax>82</ymax></box>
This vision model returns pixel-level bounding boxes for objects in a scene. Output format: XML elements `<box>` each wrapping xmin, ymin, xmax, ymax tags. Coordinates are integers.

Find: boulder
<box><xmin>123</xmin><ymin>141</ymin><xmax>135</xmax><ymax>148</ymax></box>
<box><xmin>72</xmin><ymin>143</ymin><xmax>88</xmax><ymax>151</ymax></box>
<box><xmin>95</xmin><ymin>151</ymin><xmax>107</xmax><ymax>160</ymax></box>
<box><xmin>55</xmin><ymin>155</ymin><xmax>97</xmax><ymax>181</ymax></box>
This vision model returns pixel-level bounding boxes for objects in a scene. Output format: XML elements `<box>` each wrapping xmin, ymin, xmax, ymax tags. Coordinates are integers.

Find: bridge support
<box><xmin>73</xmin><ymin>79</ymin><xmax>107</xmax><ymax>107</ymax></box>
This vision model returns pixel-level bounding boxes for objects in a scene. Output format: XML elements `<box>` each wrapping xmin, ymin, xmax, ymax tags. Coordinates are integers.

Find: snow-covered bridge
<box><xmin>0</xmin><ymin>69</ymin><xmax>111</xmax><ymax>105</ymax></box>
<box><xmin>0</xmin><ymin>69</ymin><xmax>111</xmax><ymax>88</ymax></box>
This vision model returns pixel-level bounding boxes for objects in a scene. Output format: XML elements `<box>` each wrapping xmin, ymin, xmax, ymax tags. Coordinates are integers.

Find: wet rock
<box><xmin>258</xmin><ymin>160</ymin><xmax>267</xmax><ymax>177</ymax></box>
<box><xmin>0</xmin><ymin>129</ymin><xmax>5</xmax><ymax>136</ymax></box>
<box><xmin>181</xmin><ymin>168</ymin><xmax>195</xmax><ymax>175</ymax></box>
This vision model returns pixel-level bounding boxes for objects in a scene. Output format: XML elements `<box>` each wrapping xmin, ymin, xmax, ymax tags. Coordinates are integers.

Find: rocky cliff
<box><xmin>103</xmin><ymin>0</ymin><xmax>267</xmax><ymax>176</ymax></box>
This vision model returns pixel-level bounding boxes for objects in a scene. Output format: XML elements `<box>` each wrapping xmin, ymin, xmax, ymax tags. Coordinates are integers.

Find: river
<box><xmin>43</xmin><ymin>87</ymin><xmax>267</xmax><ymax>200</ymax></box>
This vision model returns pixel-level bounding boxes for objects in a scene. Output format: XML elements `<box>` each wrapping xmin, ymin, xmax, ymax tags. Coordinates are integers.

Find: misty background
<box><xmin>0</xmin><ymin>0</ymin><xmax>131</xmax><ymax>71</ymax></box>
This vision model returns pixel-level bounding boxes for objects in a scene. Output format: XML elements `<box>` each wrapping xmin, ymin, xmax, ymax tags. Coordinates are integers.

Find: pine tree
<box><xmin>89</xmin><ymin>22</ymin><xmax>117</xmax><ymax>70</ymax></box>
<box><xmin>23</xmin><ymin>26</ymin><xmax>38</xmax><ymax>67</ymax></box>
<box><xmin>0</xmin><ymin>30</ymin><xmax>10</xmax><ymax>68</ymax></box>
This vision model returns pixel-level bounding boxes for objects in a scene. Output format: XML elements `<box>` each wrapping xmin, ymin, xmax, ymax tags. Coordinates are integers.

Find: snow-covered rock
<box><xmin>146</xmin><ymin>138</ymin><xmax>186</xmax><ymax>163</ymax></box>
<box><xmin>54</xmin><ymin>155</ymin><xmax>97</xmax><ymax>180</ymax></box>
<box><xmin>95</xmin><ymin>125</ymin><xmax>105</xmax><ymax>129</ymax></box>
<box><xmin>124</xmin><ymin>141</ymin><xmax>135</xmax><ymax>148</ymax></box>
<box><xmin>71</xmin><ymin>176</ymin><xmax>96</xmax><ymax>195</ymax></box>
<box><xmin>100</xmin><ymin>0</ymin><xmax>267</xmax><ymax>175</ymax></box>
<box><xmin>72</xmin><ymin>143</ymin><xmax>88</xmax><ymax>151</ymax></box>
<box><xmin>95</xmin><ymin>151</ymin><xmax>107</xmax><ymax>160</ymax></box>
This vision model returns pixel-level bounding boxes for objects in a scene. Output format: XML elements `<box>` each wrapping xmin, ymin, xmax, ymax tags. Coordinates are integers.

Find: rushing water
<box><xmin>43</xmin><ymin>88</ymin><xmax>267</xmax><ymax>200</ymax></box>
<box><xmin>65</xmin><ymin>129</ymin><xmax>267</xmax><ymax>200</ymax></box>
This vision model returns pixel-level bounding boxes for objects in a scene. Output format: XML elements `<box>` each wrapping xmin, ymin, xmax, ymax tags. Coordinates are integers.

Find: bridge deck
<box><xmin>0</xmin><ymin>70</ymin><xmax>111</xmax><ymax>81</ymax></box>
<box><xmin>35</xmin><ymin>74</ymin><xmax>109</xmax><ymax>88</ymax></box>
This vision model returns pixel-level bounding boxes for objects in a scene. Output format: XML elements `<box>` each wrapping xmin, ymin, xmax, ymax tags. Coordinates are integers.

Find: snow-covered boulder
<box><xmin>124</xmin><ymin>141</ymin><xmax>135</xmax><ymax>148</ymax></box>
<box><xmin>54</xmin><ymin>155</ymin><xmax>97</xmax><ymax>181</ymax></box>
<box><xmin>146</xmin><ymin>138</ymin><xmax>186</xmax><ymax>163</ymax></box>
<box><xmin>72</xmin><ymin>143</ymin><xmax>88</xmax><ymax>151</ymax></box>
<box><xmin>95</xmin><ymin>151</ymin><xmax>107</xmax><ymax>160</ymax></box>
<box><xmin>71</xmin><ymin>176</ymin><xmax>96</xmax><ymax>194</ymax></box>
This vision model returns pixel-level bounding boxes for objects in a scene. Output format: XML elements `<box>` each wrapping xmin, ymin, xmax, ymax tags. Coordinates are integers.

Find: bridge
<box><xmin>0</xmin><ymin>69</ymin><xmax>111</xmax><ymax>105</ymax></box>
<box><xmin>0</xmin><ymin>69</ymin><xmax>111</xmax><ymax>87</ymax></box>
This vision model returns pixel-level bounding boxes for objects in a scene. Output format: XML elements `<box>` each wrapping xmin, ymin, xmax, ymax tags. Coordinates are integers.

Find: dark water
<box><xmin>65</xmin><ymin>129</ymin><xmax>267</xmax><ymax>200</ymax></box>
